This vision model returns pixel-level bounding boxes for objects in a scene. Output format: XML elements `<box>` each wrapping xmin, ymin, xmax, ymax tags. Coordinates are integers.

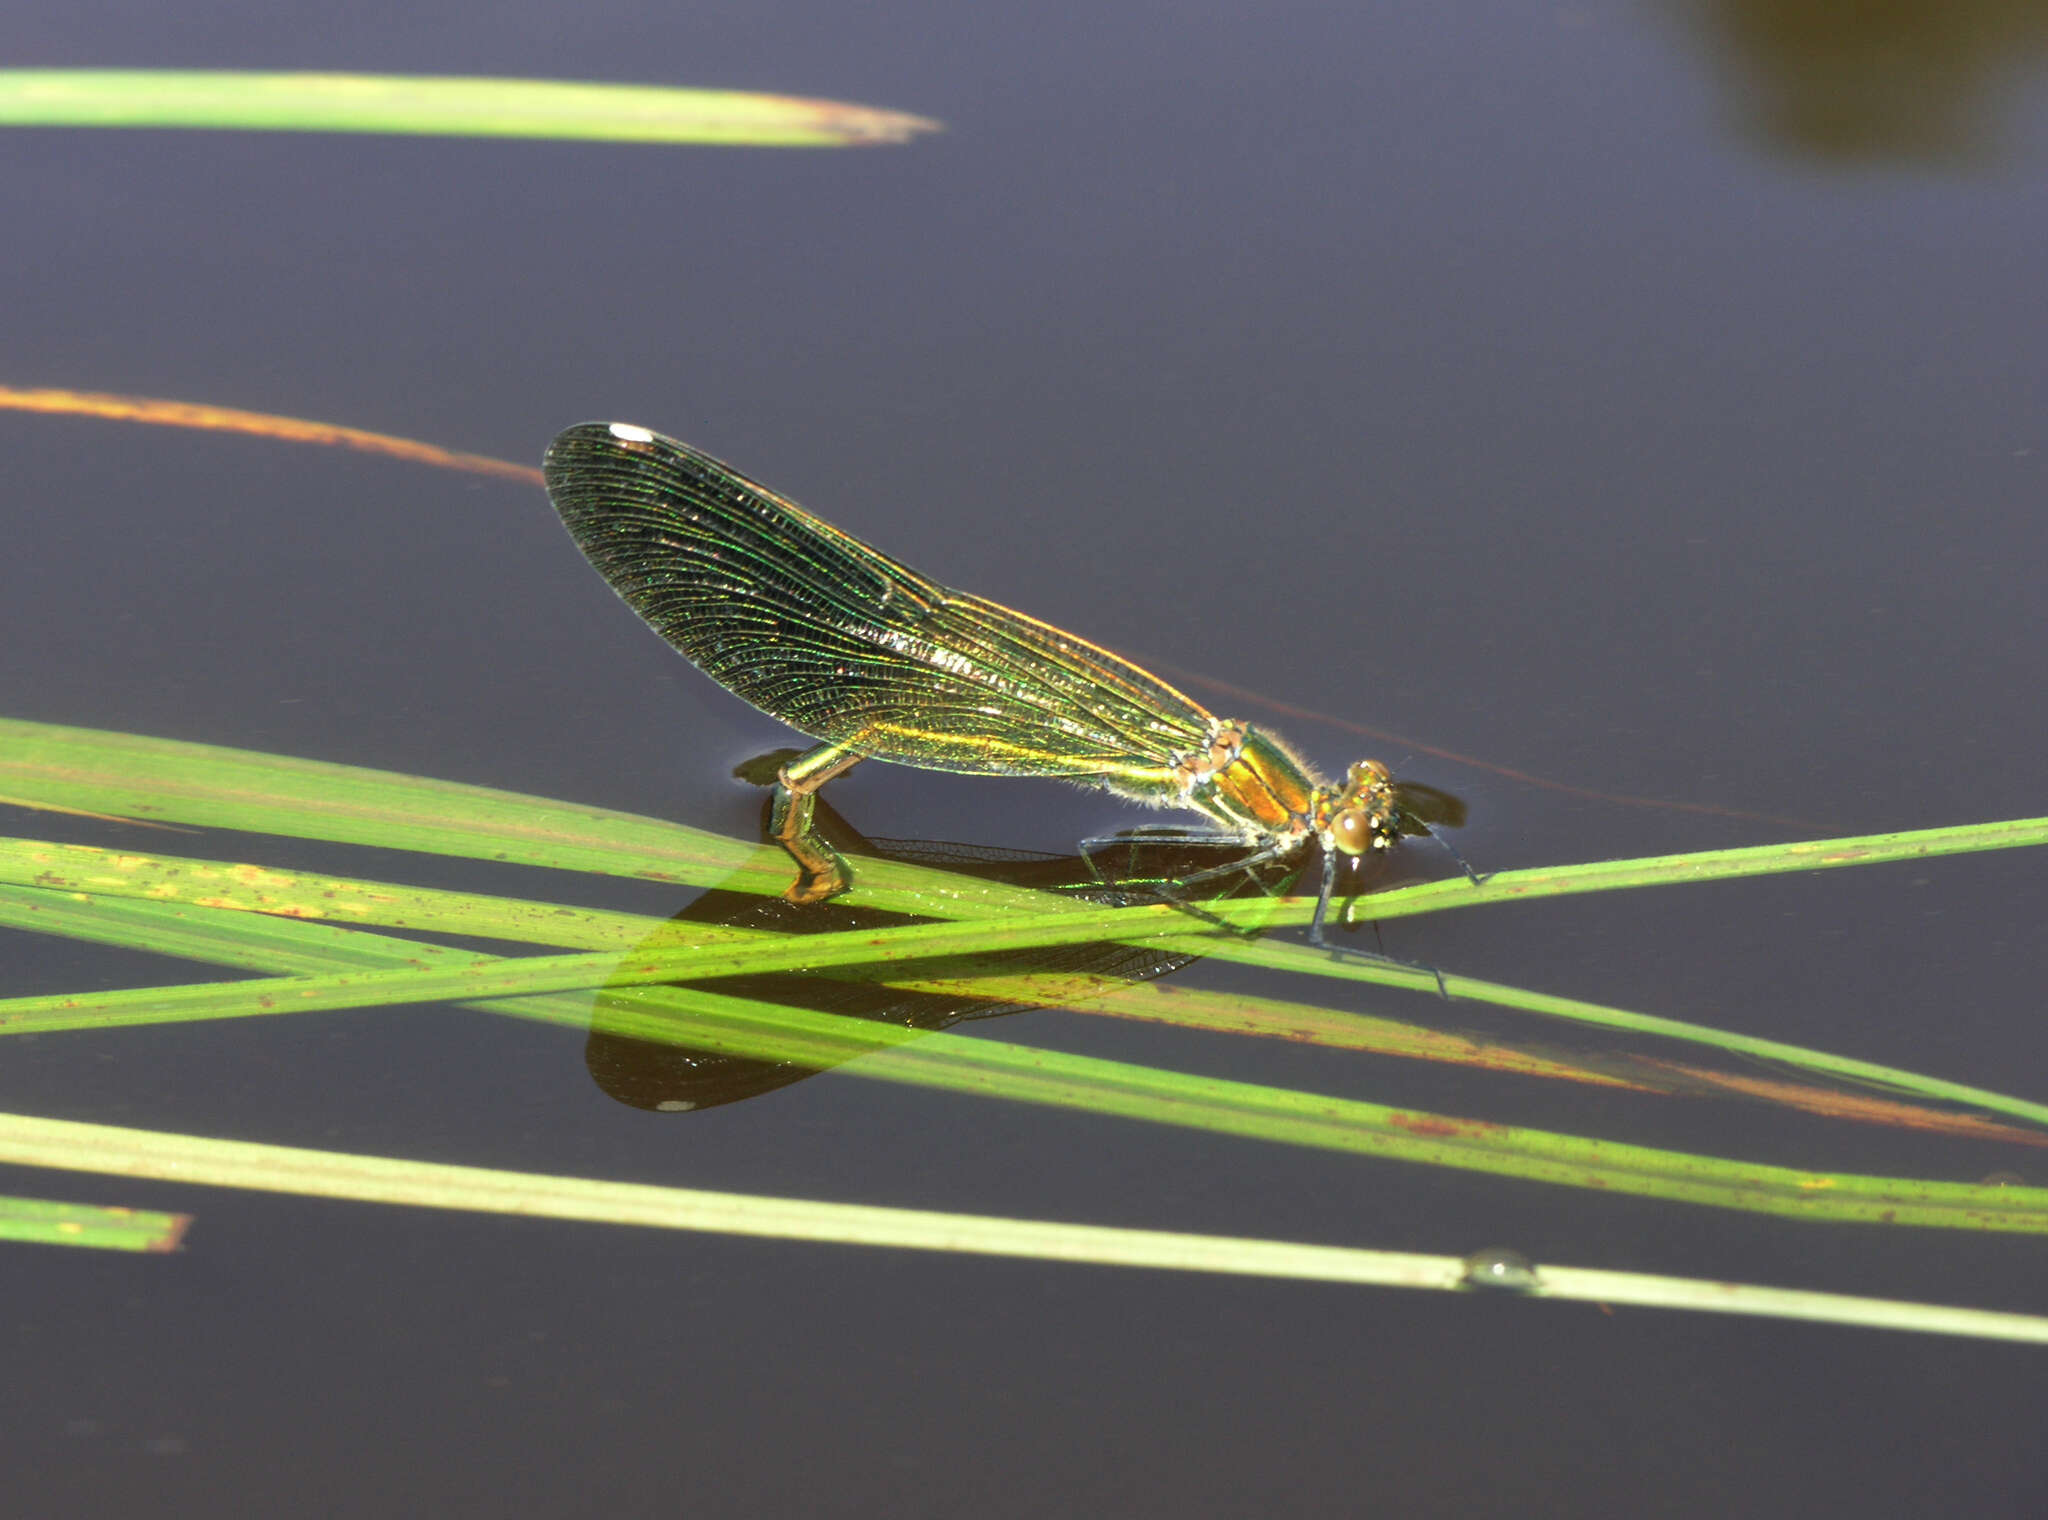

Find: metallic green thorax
<box><xmin>542</xmin><ymin>421</ymin><xmax>1416</xmax><ymax>908</ymax></box>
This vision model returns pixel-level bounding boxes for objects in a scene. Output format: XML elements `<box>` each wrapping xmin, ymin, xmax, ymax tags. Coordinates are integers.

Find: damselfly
<box><xmin>542</xmin><ymin>421</ymin><xmax>1467</xmax><ymax>947</ymax></box>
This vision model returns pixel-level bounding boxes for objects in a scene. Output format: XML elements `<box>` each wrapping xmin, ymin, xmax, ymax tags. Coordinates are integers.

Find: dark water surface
<box><xmin>3</xmin><ymin>3</ymin><xmax>2045</xmax><ymax>1515</ymax></box>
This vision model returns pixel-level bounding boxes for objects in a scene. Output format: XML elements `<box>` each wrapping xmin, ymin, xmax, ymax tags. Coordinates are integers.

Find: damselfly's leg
<box><xmin>1078</xmin><ymin>826</ymin><xmax>1192</xmax><ymax>887</ymax></box>
<box><xmin>1308</xmin><ymin>850</ymin><xmax>1450</xmax><ymax>997</ymax></box>
<box><xmin>1077</xmin><ymin>829</ymin><xmax>1290</xmax><ymax>937</ymax></box>
<box><xmin>1172</xmin><ymin>838</ymin><xmax>1295</xmax><ymax>897</ymax></box>
<box><xmin>769</xmin><ymin>742</ymin><xmax>865</xmax><ymax>903</ymax></box>
<box><xmin>1425</xmin><ymin>828</ymin><xmax>1485</xmax><ymax>888</ymax></box>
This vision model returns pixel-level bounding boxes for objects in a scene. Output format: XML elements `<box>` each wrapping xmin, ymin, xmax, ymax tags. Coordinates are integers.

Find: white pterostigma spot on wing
<box><xmin>608</xmin><ymin>422</ymin><xmax>657</xmax><ymax>443</ymax></box>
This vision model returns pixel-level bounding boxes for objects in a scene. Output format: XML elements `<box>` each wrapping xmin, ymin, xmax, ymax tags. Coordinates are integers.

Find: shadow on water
<box><xmin>583</xmin><ymin>776</ymin><xmax>1319</xmax><ymax>1114</ymax></box>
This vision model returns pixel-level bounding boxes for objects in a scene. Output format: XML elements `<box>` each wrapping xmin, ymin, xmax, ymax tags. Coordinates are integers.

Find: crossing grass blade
<box><xmin>5</xmin><ymin>717</ymin><xmax>2043</xmax><ymax>949</ymax></box>
<box><xmin>4</xmin><ymin>852</ymin><xmax>2042</xmax><ymax>1146</ymax></box>
<box><xmin>5</xmin><ymin>877</ymin><xmax>2048</xmax><ymax>1229</ymax></box>
<box><xmin>2</xmin><ymin>718</ymin><xmax>2045</xmax><ymax>1124</ymax></box>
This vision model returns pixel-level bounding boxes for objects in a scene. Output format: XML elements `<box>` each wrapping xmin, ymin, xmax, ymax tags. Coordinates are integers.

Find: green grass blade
<box><xmin>7</xmin><ymin>720</ymin><xmax>2038</xmax><ymax>934</ymax></box>
<box><xmin>0</xmin><ymin>838</ymin><xmax>1952</xmax><ymax>1118</ymax></box>
<box><xmin>0</xmin><ymin>719</ymin><xmax>1062</xmax><ymax>918</ymax></box>
<box><xmin>567</xmin><ymin>987</ymin><xmax>2048</xmax><ymax>1231</ymax></box>
<box><xmin>9</xmin><ymin>819</ymin><xmax>2048</xmax><ymax>1132</ymax></box>
<box><xmin>4</xmin><ymin>885</ymin><xmax>2046</xmax><ymax>1231</ymax></box>
<box><xmin>0</xmin><ymin>1110</ymin><xmax>2041</xmax><ymax>1343</ymax></box>
<box><xmin>0</xmin><ymin>70</ymin><xmax>939</xmax><ymax>147</ymax></box>
<box><xmin>23</xmin><ymin>898</ymin><xmax>2047</xmax><ymax>1136</ymax></box>
<box><xmin>0</xmin><ymin>879</ymin><xmax>514</xmax><ymax>973</ymax></box>
<box><xmin>0</xmin><ymin>835</ymin><xmax>725</xmax><ymax>951</ymax></box>
<box><xmin>0</xmin><ymin>717</ymin><xmax>788</xmax><ymax>893</ymax></box>
<box><xmin>0</xmin><ymin>1190</ymin><xmax>190</xmax><ymax>1252</ymax></box>
<box><xmin>1341</xmin><ymin>816</ymin><xmax>2048</xmax><ymax>921</ymax></box>
<box><xmin>0</xmin><ymin>876</ymin><xmax>1748</xmax><ymax>1119</ymax></box>
<box><xmin>5</xmin><ymin>719</ymin><xmax>2043</xmax><ymax>1129</ymax></box>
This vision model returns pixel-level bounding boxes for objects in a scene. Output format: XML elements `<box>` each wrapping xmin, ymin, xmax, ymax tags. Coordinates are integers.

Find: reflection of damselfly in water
<box><xmin>542</xmin><ymin>421</ymin><xmax>1471</xmax><ymax>948</ymax></box>
<box><xmin>585</xmin><ymin>788</ymin><xmax>1297</xmax><ymax>1112</ymax></box>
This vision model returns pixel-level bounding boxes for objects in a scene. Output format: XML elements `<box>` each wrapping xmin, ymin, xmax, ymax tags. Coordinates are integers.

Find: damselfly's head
<box><xmin>1316</xmin><ymin>760</ymin><xmax>1405</xmax><ymax>859</ymax></box>
<box><xmin>1315</xmin><ymin>761</ymin><xmax>1472</xmax><ymax>866</ymax></box>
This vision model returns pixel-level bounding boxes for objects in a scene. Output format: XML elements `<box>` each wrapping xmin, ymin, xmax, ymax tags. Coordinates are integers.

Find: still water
<box><xmin>2</xmin><ymin>2</ymin><xmax>2044</xmax><ymax>1514</ymax></box>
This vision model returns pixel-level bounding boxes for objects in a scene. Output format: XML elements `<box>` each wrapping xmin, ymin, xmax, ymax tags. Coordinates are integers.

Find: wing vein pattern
<box><xmin>543</xmin><ymin>423</ymin><xmax>1218</xmax><ymax>779</ymax></box>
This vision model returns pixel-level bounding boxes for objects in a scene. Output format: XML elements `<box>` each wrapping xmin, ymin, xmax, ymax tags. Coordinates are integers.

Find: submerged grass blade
<box><xmin>0</xmin><ymin>70</ymin><xmax>939</xmax><ymax>147</ymax></box>
<box><xmin>0</xmin><ymin>1110</ymin><xmax>2041</xmax><ymax>1344</ymax></box>
<box><xmin>0</xmin><ymin>1191</ymin><xmax>189</xmax><ymax>1252</ymax></box>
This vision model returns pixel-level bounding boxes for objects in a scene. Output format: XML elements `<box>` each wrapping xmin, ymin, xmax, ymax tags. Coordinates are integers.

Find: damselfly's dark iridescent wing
<box><xmin>543</xmin><ymin>422</ymin><xmax>1217</xmax><ymax>782</ymax></box>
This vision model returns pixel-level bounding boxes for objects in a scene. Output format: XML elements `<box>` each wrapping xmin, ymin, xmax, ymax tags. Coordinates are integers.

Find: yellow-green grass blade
<box><xmin>4</xmin><ymin>886</ymin><xmax>2046</xmax><ymax>1230</ymax></box>
<box><xmin>0</xmin><ymin>835</ymin><xmax>737</xmax><ymax>951</ymax></box>
<box><xmin>565</xmin><ymin>987</ymin><xmax>2048</xmax><ymax>1231</ymax></box>
<box><xmin>1338</xmin><ymin>816</ymin><xmax>2048</xmax><ymax>922</ymax></box>
<box><xmin>0</xmin><ymin>841</ymin><xmax>1848</xmax><ymax>1107</ymax></box>
<box><xmin>7</xmin><ymin>720</ymin><xmax>2040</xmax><ymax>935</ymax></box>
<box><xmin>0</xmin><ymin>843</ymin><xmax>1498</xmax><ymax>1073</ymax></box>
<box><xmin>0</xmin><ymin>70</ymin><xmax>938</xmax><ymax>147</ymax></box>
<box><xmin>1029</xmin><ymin>811</ymin><xmax>2046</xmax><ymax>1001</ymax></box>
<box><xmin>8</xmin><ymin>720</ymin><xmax>2041</xmax><ymax>942</ymax></box>
<box><xmin>1183</xmin><ymin>814</ymin><xmax>2048</xmax><ymax>983</ymax></box>
<box><xmin>1</xmin><ymin>879</ymin><xmax>1625</xmax><ymax>1107</ymax></box>
<box><xmin>18</xmin><ymin>874</ymin><xmax>2042</xmax><ymax>1143</ymax></box>
<box><xmin>8</xmin><ymin>820</ymin><xmax>2048</xmax><ymax>1131</ymax></box>
<box><xmin>5</xmin><ymin>719</ymin><xmax>2042</xmax><ymax>1121</ymax></box>
<box><xmin>22</xmin><ymin>894</ymin><xmax>2048</xmax><ymax>1131</ymax></box>
<box><xmin>0</xmin><ymin>878</ymin><xmax>1677</xmax><ymax>1109</ymax></box>
<box><xmin>1</xmin><ymin>1110</ymin><xmax>2043</xmax><ymax>1343</ymax></box>
<box><xmin>0</xmin><ymin>1190</ymin><xmax>189</xmax><ymax>1252</ymax></box>
<box><xmin>0</xmin><ymin>719</ymin><xmax>1072</xmax><ymax>920</ymax></box>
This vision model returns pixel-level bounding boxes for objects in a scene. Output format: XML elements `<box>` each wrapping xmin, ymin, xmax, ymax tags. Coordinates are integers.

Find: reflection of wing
<box><xmin>544</xmin><ymin>423</ymin><xmax>1217</xmax><ymax>778</ymax></box>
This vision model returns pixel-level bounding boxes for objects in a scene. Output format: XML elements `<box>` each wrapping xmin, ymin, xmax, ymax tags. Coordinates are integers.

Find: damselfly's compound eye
<box><xmin>1330</xmin><ymin>807</ymin><xmax>1377</xmax><ymax>856</ymax></box>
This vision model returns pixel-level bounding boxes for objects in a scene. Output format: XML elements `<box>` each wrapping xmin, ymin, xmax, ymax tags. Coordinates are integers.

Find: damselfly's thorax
<box><xmin>1174</xmin><ymin>723</ymin><xmax>1407</xmax><ymax>861</ymax></box>
<box><xmin>1174</xmin><ymin>721</ymin><xmax>1321</xmax><ymax>842</ymax></box>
